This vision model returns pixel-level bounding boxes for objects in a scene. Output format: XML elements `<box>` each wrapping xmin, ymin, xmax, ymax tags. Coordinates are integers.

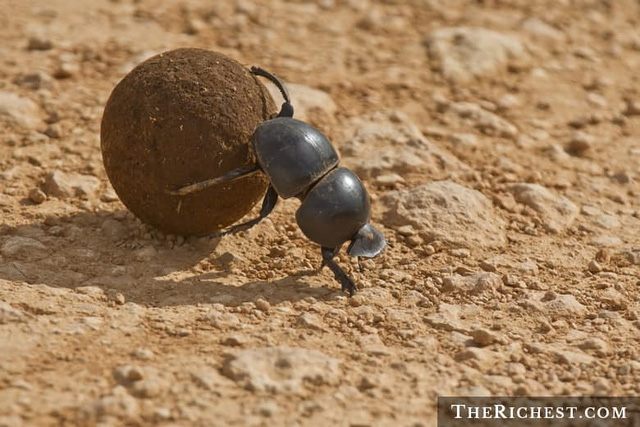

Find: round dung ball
<box><xmin>101</xmin><ymin>48</ymin><xmax>275</xmax><ymax>235</ymax></box>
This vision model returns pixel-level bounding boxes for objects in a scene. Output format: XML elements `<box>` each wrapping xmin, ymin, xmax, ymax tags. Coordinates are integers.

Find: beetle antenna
<box><xmin>251</xmin><ymin>66</ymin><xmax>294</xmax><ymax>118</ymax></box>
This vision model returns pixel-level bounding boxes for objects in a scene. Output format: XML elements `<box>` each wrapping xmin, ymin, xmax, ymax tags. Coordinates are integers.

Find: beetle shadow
<box><xmin>149</xmin><ymin>272</ymin><xmax>343</xmax><ymax>307</ymax></box>
<box><xmin>0</xmin><ymin>209</ymin><xmax>336</xmax><ymax>306</ymax></box>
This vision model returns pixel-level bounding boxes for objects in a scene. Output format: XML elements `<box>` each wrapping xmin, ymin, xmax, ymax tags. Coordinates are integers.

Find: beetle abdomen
<box><xmin>252</xmin><ymin>118</ymin><xmax>339</xmax><ymax>199</ymax></box>
<box><xmin>296</xmin><ymin>167</ymin><xmax>371</xmax><ymax>248</ymax></box>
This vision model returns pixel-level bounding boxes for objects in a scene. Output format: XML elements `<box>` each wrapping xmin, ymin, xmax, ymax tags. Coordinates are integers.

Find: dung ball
<box><xmin>101</xmin><ymin>48</ymin><xmax>275</xmax><ymax>235</ymax></box>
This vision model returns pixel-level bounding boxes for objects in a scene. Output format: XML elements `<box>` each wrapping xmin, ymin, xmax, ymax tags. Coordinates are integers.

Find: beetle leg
<box><xmin>318</xmin><ymin>247</ymin><xmax>340</xmax><ymax>271</ymax></box>
<box><xmin>250</xmin><ymin>66</ymin><xmax>294</xmax><ymax>118</ymax></box>
<box><xmin>168</xmin><ymin>165</ymin><xmax>260</xmax><ymax>196</ymax></box>
<box><xmin>214</xmin><ymin>185</ymin><xmax>278</xmax><ymax>237</ymax></box>
<box><xmin>321</xmin><ymin>247</ymin><xmax>356</xmax><ymax>297</ymax></box>
<box><xmin>356</xmin><ymin>257</ymin><xmax>364</xmax><ymax>273</ymax></box>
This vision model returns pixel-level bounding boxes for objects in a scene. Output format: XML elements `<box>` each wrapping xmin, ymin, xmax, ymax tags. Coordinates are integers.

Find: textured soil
<box><xmin>1</xmin><ymin>1</ymin><xmax>640</xmax><ymax>426</ymax></box>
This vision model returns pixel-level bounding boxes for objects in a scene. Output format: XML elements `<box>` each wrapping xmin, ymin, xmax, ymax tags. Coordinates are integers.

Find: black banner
<box><xmin>438</xmin><ymin>397</ymin><xmax>640</xmax><ymax>426</ymax></box>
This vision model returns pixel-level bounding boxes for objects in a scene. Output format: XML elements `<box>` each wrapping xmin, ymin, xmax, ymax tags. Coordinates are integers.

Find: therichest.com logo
<box><xmin>438</xmin><ymin>397</ymin><xmax>640</xmax><ymax>426</ymax></box>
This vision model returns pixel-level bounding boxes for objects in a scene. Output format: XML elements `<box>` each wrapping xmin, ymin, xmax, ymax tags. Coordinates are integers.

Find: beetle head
<box><xmin>347</xmin><ymin>223</ymin><xmax>386</xmax><ymax>258</ymax></box>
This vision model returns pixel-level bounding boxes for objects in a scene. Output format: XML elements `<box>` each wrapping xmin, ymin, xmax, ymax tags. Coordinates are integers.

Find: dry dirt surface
<box><xmin>1</xmin><ymin>0</ymin><xmax>640</xmax><ymax>426</ymax></box>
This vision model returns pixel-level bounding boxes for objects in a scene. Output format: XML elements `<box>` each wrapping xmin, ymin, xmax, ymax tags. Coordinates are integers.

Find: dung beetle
<box><xmin>170</xmin><ymin>66</ymin><xmax>386</xmax><ymax>296</ymax></box>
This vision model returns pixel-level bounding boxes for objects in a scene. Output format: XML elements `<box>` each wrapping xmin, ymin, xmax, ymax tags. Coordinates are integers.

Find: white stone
<box><xmin>509</xmin><ymin>183</ymin><xmax>578</xmax><ymax>233</ymax></box>
<box><xmin>426</xmin><ymin>27</ymin><xmax>527</xmax><ymax>82</ymax></box>
<box><xmin>222</xmin><ymin>347</ymin><xmax>340</xmax><ymax>394</ymax></box>
<box><xmin>0</xmin><ymin>236</ymin><xmax>48</xmax><ymax>261</ymax></box>
<box><xmin>0</xmin><ymin>92</ymin><xmax>41</xmax><ymax>128</ymax></box>
<box><xmin>383</xmin><ymin>181</ymin><xmax>507</xmax><ymax>249</ymax></box>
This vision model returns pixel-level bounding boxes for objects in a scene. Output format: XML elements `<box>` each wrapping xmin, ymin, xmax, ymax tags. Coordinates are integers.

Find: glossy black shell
<box><xmin>296</xmin><ymin>167</ymin><xmax>371</xmax><ymax>248</ymax></box>
<box><xmin>252</xmin><ymin>117</ymin><xmax>339</xmax><ymax>199</ymax></box>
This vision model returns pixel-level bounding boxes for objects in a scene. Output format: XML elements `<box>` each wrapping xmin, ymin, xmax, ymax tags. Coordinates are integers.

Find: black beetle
<box><xmin>170</xmin><ymin>67</ymin><xmax>386</xmax><ymax>295</ymax></box>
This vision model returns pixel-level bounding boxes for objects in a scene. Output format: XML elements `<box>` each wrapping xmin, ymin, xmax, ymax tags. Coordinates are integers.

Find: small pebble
<box><xmin>27</xmin><ymin>36</ymin><xmax>53</xmax><ymax>51</ymax></box>
<box><xmin>567</xmin><ymin>131</ymin><xmax>594</xmax><ymax>156</ymax></box>
<box><xmin>472</xmin><ymin>328</ymin><xmax>498</xmax><ymax>346</ymax></box>
<box><xmin>28</xmin><ymin>188</ymin><xmax>46</xmax><ymax>204</ymax></box>
<box><xmin>450</xmin><ymin>248</ymin><xmax>470</xmax><ymax>258</ymax></box>
<box><xmin>588</xmin><ymin>259</ymin><xmax>602</xmax><ymax>273</ymax></box>
<box><xmin>624</xmin><ymin>99</ymin><xmax>640</xmax><ymax>116</ymax></box>
<box><xmin>255</xmin><ymin>298</ymin><xmax>271</xmax><ymax>312</ymax></box>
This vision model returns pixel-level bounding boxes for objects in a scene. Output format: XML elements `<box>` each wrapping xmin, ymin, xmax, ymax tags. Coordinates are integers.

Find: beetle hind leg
<box><xmin>168</xmin><ymin>165</ymin><xmax>260</xmax><ymax>196</ymax></box>
<box><xmin>321</xmin><ymin>247</ymin><xmax>356</xmax><ymax>297</ymax></box>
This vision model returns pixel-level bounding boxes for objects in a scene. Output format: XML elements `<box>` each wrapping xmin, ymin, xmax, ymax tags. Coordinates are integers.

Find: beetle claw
<box><xmin>340</xmin><ymin>276</ymin><xmax>356</xmax><ymax>297</ymax></box>
<box><xmin>321</xmin><ymin>247</ymin><xmax>356</xmax><ymax>297</ymax></box>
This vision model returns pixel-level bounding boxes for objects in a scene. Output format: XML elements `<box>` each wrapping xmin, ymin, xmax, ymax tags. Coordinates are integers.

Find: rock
<box><xmin>133</xmin><ymin>246</ymin><xmax>157</xmax><ymax>262</ymax></box>
<box><xmin>450</xmin><ymin>132</ymin><xmax>480</xmax><ymax>149</ymax></box>
<box><xmin>552</xmin><ymin>348</ymin><xmax>595</xmax><ymax>366</ymax></box>
<box><xmin>222</xmin><ymin>347</ymin><xmax>340</xmax><ymax>394</ymax></box>
<box><xmin>153</xmin><ymin>407</ymin><xmax>172</xmax><ymax>421</ymax></box>
<box><xmin>27</xmin><ymin>36</ymin><xmax>53</xmax><ymax>50</ymax></box>
<box><xmin>455</xmin><ymin>347</ymin><xmax>505</xmax><ymax>371</ymax></box>
<box><xmin>255</xmin><ymin>298</ymin><xmax>271</xmax><ymax>312</ymax></box>
<box><xmin>593</xmin><ymin>377</ymin><xmax>611</xmax><ymax>394</ymax></box>
<box><xmin>531</xmin><ymin>293</ymin><xmax>587</xmax><ymax>316</ymax></box>
<box><xmin>520</xmin><ymin>18</ymin><xmax>566</xmax><ymax>41</ymax></box>
<box><xmin>207</xmin><ymin>312</ymin><xmax>241</xmax><ymax>329</ymax></box>
<box><xmin>594</xmin><ymin>214</ymin><xmax>620</xmax><ymax>230</ymax></box>
<box><xmin>442</xmin><ymin>272</ymin><xmax>502</xmax><ymax>294</ymax></box>
<box><xmin>131</xmin><ymin>348</ymin><xmax>154</xmax><ymax>360</ymax></box>
<box><xmin>375</xmin><ymin>173</ymin><xmax>405</xmax><ymax>186</ymax></box>
<box><xmin>426</xmin><ymin>27</ymin><xmax>527</xmax><ymax>82</ymax></box>
<box><xmin>13</xmin><ymin>71</ymin><xmax>55</xmax><ymax>90</ymax></box>
<box><xmin>598</xmin><ymin>288</ymin><xmax>627</xmax><ymax>310</ymax></box>
<box><xmin>132</xmin><ymin>379</ymin><xmax>164</xmax><ymax>398</ymax></box>
<box><xmin>192</xmin><ymin>369</ymin><xmax>233</xmax><ymax>392</ymax></box>
<box><xmin>1</xmin><ymin>236</ymin><xmax>48</xmax><ymax>261</ymax></box>
<box><xmin>255</xmin><ymin>400</ymin><xmax>280</xmax><ymax>417</ymax></box>
<box><xmin>113</xmin><ymin>365</ymin><xmax>144</xmax><ymax>384</ymax></box>
<box><xmin>567</xmin><ymin>131</ymin><xmax>594</xmax><ymax>156</ymax></box>
<box><xmin>578</xmin><ymin>338</ymin><xmax>610</xmax><ymax>355</ymax></box>
<box><xmin>0</xmin><ymin>91</ymin><xmax>41</xmax><ymax>128</ymax></box>
<box><xmin>450</xmin><ymin>248</ymin><xmax>471</xmax><ymax>258</ymax></box>
<box><xmin>101</xmin><ymin>219</ymin><xmax>129</xmax><ymax>242</ymax></box>
<box><xmin>44</xmin><ymin>170</ymin><xmax>101</xmax><ymax>199</ymax></box>
<box><xmin>222</xmin><ymin>334</ymin><xmax>248</xmax><ymax>347</ymax></box>
<box><xmin>101</xmin><ymin>187</ymin><xmax>119</xmax><ymax>202</ymax></box>
<box><xmin>588</xmin><ymin>259</ymin><xmax>602</xmax><ymax>273</ymax></box>
<box><xmin>624</xmin><ymin>250</ymin><xmax>640</xmax><ymax>265</ymax></box>
<box><xmin>0</xmin><ymin>301</ymin><xmax>27</xmax><ymax>324</ymax></box>
<box><xmin>509</xmin><ymin>183</ymin><xmax>578</xmax><ymax>233</ymax></box>
<box><xmin>624</xmin><ymin>99</ymin><xmax>640</xmax><ymax>116</ymax></box>
<box><xmin>425</xmin><ymin>303</ymin><xmax>481</xmax><ymax>333</ymax></box>
<box><xmin>266</xmin><ymin>82</ymin><xmax>336</xmax><ymax>123</ymax></box>
<box><xmin>445</xmin><ymin>102</ymin><xmax>518</xmax><ymax>138</ymax></box>
<box><xmin>28</xmin><ymin>188</ymin><xmax>47</xmax><ymax>204</ymax></box>
<box><xmin>53</xmin><ymin>55</ymin><xmax>81</xmax><ymax>79</ymax></box>
<box><xmin>383</xmin><ymin>181</ymin><xmax>507</xmax><ymax>249</ymax></box>
<box><xmin>496</xmin><ymin>94</ymin><xmax>520</xmax><ymax>111</ymax></box>
<box><xmin>297</xmin><ymin>313</ymin><xmax>327</xmax><ymax>332</ymax></box>
<box><xmin>338</xmin><ymin>110</ymin><xmax>468</xmax><ymax>179</ymax></box>
<box><xmin>590</xmin><ymin>235</ymin><xmax>622</xmax><ymax>247</ymax></box>
<box><xmin>85</xmin><ymin>386</ymin><xmax>140</xmax><ymax>421</ymax></box>
<box><xmin>480</xmin><ymin>260</ymin><xmax>498</xmax><ymax>272</ymax></box>
<box><xmin>357</xmin><ymin>334</ymin><xmax>392</xmax><ymax>356</ymax></box>
<box><xmin>472</xmin><ymin>328</ymin><xmax>499</xmax><ymax>347</ymax></box>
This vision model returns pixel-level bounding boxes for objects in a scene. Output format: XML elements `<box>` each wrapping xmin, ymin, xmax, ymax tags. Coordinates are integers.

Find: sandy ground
<box><xmin>1</xmin><ymin>0</ymin><xmax>640</xmax><ymax>426</ymax></box>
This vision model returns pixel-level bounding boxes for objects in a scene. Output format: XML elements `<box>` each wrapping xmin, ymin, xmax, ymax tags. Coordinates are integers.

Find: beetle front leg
<box><xmin>321</xmin><ymin>247</ymin><xmax>356</xmax><ymax>296</ymax></box>
<box><xmin>214</xmin><ymin>185</ymin><xmax>278</xmax><ymax>237</ymax></box>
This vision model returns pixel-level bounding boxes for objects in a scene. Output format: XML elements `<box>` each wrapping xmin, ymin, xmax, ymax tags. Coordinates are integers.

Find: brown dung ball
<box><xmin>101</xmin><ymin>48</ymin><xmax>275</xmax><ymax>235</ymax></box>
